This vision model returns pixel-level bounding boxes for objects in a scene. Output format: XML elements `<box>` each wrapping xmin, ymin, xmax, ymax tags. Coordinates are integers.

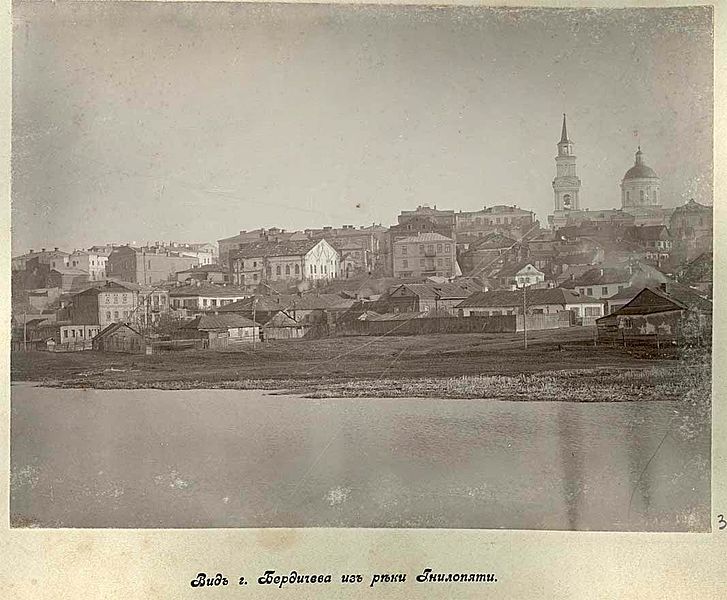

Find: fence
<box><xmin>339</xmin><ymin>314</ymin><xmax>517</xmax><ymax>337</ymax></box>
<box><xmin>516</xmin><ymin>312</ymin><xmax>572</xmax><ymax>332</ymax></box>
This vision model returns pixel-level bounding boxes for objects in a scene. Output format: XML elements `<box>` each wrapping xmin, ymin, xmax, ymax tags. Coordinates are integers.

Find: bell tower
<box><xmin>552</xmin><ymin>114</ymin><xmax>581</xmax><ymax>212</ymax></box>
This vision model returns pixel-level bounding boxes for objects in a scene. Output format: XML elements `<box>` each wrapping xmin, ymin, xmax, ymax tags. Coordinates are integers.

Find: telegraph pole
<box><xmin>522</xmin><ymin>283</ymin><xmax>528</xmax><ymax>349</ymax></box>
<box><xmin>252</xmin><ymin>296</ymin><xmax>257</xmax><ymax>351</ymax></box>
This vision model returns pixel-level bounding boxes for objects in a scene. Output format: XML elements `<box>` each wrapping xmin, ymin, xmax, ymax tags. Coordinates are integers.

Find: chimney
<box><xmin>54</xmin><ymin>247</ymin><xmax>59</xmax><ymax>251</ymax></box>
<box><xmin>41</xmin><ymin>248</ymin><xmax>46</xmax><ymax>252</ymax></box>
<box><xmin>660</xmin><ymin>283</ymin><xmax>668</xmax><ymax>293</ymax></box>
<box><xmin>30</xmin><ymin>249</ymin><xmax>34</xmax><ymax>253</ymax></box>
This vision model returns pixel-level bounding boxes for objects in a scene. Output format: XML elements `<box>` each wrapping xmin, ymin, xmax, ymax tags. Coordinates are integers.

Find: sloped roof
<box><xmin>390</xmin><ymin>282</ymin><xmax>479</xmax><ymax>300</ymax></box>
<box><xmin>394</xmin><ymin>232</ymin><xmax>454</xmax><ymax>244</ymax></box>
<box><xmin>169</xmin><ymin>284</ymin><xmax>249</xmax><ymax>298</ymax></box>
<box><xmin>496</xmin><ymin>261</ymin><xmax>543</xmax><ymax>278</ymax></box>
<box><xmin>232</xmin><ymin>238</ymin><xmax>326</xmax><ymax>259</ymax></box>
<box><xmin>467</xmin><ymin>232</ymin><xmax>518</xmax><ymax>250</ymax></box>
<box><xmin>561</xmin><ymin>267</ymin><xmax>631</xmax><ymax>287</ymax></box>
<box><xmin>602</xmin><ymin>286</ymin><xmax>712</xmax><ymax>317</ymax></box>
<box><xmin>263</xmin><ymin>311</ymin><xmax>300</xmax><ymax>328</ymax></box>
<box><xmin>217</xmin><ymin>293</ymin><xmax>353</xmax><ymax>313</ymax></box>
<box><xmin>457</xmin><ymin>288</ymin><xmax>600</xmax><ymax>309</ymax></box>
<box><xmin>180</xmin><ymin>314</ymin><xmax>258</xmax><ymax>331</ymax></box>
<box><xmin>95</xmin><ymin>322</ymin><xmax>143</xmax><ymax>339</ymax></box>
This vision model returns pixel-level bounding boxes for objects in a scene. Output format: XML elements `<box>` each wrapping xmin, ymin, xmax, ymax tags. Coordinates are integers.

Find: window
<box><xmin>106</xmin><ymin>311</ymin><xmax>111</xmax><ymax>320</ymax></box>
<box><xmin>123</xmin><ymin>311</ymin><xmax>129</xmax><ymax>318</ymax></box>
<box><xmin>437</xmin><ymin>258</ymin><xmax>443</xmax><ymax>266</ymax></box>
<box><xmin>586</xmin><ymin>288</ymin><xmax>593</xmax><ymax>296</ymax></box>
<box><xmin>427</xmin><ymin>245</ymin><xmax>434</xmax><ymax>254</ymax></box>
<box><xmin>640</xmin><ymin>190</ymin><xmax>645</xmax><ymax>202</ymax></box>
<box><xmin>602</xmin><ymin>287</ymin><xmax>608</xmax><ymax>296</ymax></box>
<box><xmin>402</xmin><ymin>259</ymin><xmax>408</xmax><ymax>268</ymax></box>
<box><xmin>63</xmin><ymin>330</ymin><xmax>68</xmax><ymax>339</ymax></box>
<box><xmin>114</xmin><ymin>311</ymin><xmax>119</xmax><ymax>320</ymax></box>
<box><xmin>437</xmin><ymin>244</ymin><xmax>442</xmax><ymax>252</ymax></box>
<box><xmin>253</xmin><ymin>274</ymin><xmax>258</xmax><ymax>282</ymax></box>
<box><xmin>105</xmin><ymin>295</ymin><xmax>110</xmax><ymax>304</ymax></box>
<box><xmin>419</xmin><ymin>245</ymin><xmax>424</xmax><ymax>253</ymax></box>
<box><xmin>276</xmin><ymin>265</ymin><xmax>281</xmax><ymax>276</ymax></box>
<box><xmin>585</xmin><ymin>306</ymin><xmax>601</xmax><ymax>317</ymax></box>
<box><xmin>402</xmin><ymin>246</ymin><xmax>407</xmax><ymax>255</ymax></box>
<box><xmin>253</xmin><ymin>261</ymin><xmax>257</xmax><ymax>268</ymax></box>
<box><xmin>71</xmin><ymin>330</ymin><xmax>76</xmax><ymax>338</ymax></box>
<box><xmin>622</xmin><ymin>317</ymin><xmax>632</xmax><ymax>329</ymax></box>
<box><xmin>122</xmin><ymin>294</ymin><xmax>128</xmax><ymax>303</ymax></box>
<box><xmin>420</xmin><ymin>259</ymin><xmax>425</xmax><ymax>267</ymax></box>
<box><xmin>445</xmin><ymin>244</ymin><xmax>451</xmax><ymax>252</ymax></box>
<box><xmin>295</xmin><ymin>264</ymin><xmax>300</xmax><ymax>275</ymax></box>
<box><xmin>285</xmin><ymin>265</ymin><xmax>290</xmax><ymax>275</ymax></box>
<box><xmin>203</xmin><ymin>299</ymin><xmax>208</xmax><ymax>306</ymax></box>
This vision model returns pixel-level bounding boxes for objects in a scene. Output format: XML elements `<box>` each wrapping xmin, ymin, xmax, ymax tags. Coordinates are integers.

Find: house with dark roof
<box><xmin>175</xmin><ymin>264</ymin><xmax>230</xmax><ymax>285</ymax></box>
<box><xmin>176</xmin><ymin>314</ymin><xmax>260</xmax><ymax>348</ymax></box>
<box><xmin>604</xmin><ymin>281</ymin><xmax>709</xmax><ymax>315</ymax></box>
<box><xmin>92</xmin><ymin>322</ymin><xmax>145</xmax><ymax>353</ymax></box>
<box><xmin>457</xmin><ymin>287</ymin><xmax>604</xmax><ymax>324</ymax></box>
<box><xmin>387</xmin><ymin>282</ymin><xmax>482</xmax><ymax>314</ymax></box>
<box><xmin>215</xmin><ymin>293</ymin><xmax>354</xmax><ymax>330</ymax></box>
<box><xmin>596</xmin><ymin>285</ymin><xmax>712</xmax><ymax>345</ymax></box>
<box><xmin>229</xmin><ymin>238</ymin><xmax>339</xmax><ymax>290</ymax></box>
<box><xmin>677</xmin><ymin>252</ymin><xmax>712</xmax><ymax>296</ymax></box>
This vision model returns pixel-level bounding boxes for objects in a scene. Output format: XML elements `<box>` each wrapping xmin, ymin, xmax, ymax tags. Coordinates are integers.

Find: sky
<box><xmin>11</xmin><ymin>2</ymin><xmax>713</xmax><ymax>255</ymax></box>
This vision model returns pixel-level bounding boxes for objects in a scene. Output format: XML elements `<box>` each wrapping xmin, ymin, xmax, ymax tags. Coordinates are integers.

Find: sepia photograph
<box><xmin>9</xmin><ymin>1</ymin><xmax>713</xmax><ymax>532</ymax></box>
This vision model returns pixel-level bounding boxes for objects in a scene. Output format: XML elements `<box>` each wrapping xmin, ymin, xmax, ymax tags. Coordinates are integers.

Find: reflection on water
<box><xmin>10</xmin><ymin>385</ymin><xmax>710</xmax><ymax>530</ymax></box>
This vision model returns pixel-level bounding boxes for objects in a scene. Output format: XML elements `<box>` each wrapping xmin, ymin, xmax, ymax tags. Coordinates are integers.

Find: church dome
<box><xmin>623</xmin><ymin>148</ymin><xmax>658</xmax><ymax>180</ymax></box>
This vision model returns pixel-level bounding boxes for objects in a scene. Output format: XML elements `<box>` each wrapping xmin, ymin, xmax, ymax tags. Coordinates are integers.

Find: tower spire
<box><xmin>560</xmin><ymin>113</ymin><xmax>569</xmax><ymax>143</ymax></box>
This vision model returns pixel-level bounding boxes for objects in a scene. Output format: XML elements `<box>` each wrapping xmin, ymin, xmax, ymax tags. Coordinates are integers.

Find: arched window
<box><xmin>276</xmin><ymin>265</ymin><xmax>281</xmax><ymax>276</ymax></box>
<box><xmin>295</xmin><ymin>264</ymin><xmax>300</xmax><ymax>275</ymax></box>
<box><xmin>285</xmin><ymin>264</ymin><xmax>290</xmax><ymax>275</ymax></box>
<box><xmin>640</xmin><ymin>190</ymin><xmax>645</xmax><ymax>202</ymax></box>
<box><xmin>563</xmin><ymin>194</ymin><xmax>571</xmax><ymax>208</ymax></box>
<box><xmin>626</xmin><ymin>191</ymin><xmax>630</xmax><ymax>202</ymax></box>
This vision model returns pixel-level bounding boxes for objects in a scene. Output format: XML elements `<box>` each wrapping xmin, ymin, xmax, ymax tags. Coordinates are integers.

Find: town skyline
<box><xmin>12</xmin><ymin>3</ymin><xmax>713</xmax><ymax>254</ymax></box>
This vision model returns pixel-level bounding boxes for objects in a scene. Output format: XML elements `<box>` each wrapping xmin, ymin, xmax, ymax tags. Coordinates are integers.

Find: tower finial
<box><xmin>560</xmin><ymin>113</ymin><xmax>569</xmax><ymax>143</ymax></box>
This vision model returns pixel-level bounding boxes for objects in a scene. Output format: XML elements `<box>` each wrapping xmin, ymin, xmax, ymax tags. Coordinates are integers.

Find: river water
<box><xmin>10</xmin><ymin>385</ymin><xmax>709</xmax><ymax>531</ymax></box>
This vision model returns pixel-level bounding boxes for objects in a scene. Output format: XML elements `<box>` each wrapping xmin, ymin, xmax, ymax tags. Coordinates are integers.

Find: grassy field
<box><xmin>11</xmin><ymin>327</ymin><xmax>709</xmax><ymax>402</ymax></box>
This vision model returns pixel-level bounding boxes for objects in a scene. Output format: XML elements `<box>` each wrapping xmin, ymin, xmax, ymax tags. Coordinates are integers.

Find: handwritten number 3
<box><xmin>718</xmin><ymin>514</ymin><xmax>726</xmax><ymax>530</ymax></box>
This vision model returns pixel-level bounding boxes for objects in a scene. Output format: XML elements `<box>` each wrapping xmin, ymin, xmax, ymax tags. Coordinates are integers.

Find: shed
<box><xmin>92</xmin><ymin>323</ymin><xmax>146</xmax><ymax>353</ymax></box>
<box><xmin>596</xmin><ymin>285</ymin><xmax>712</xmax><ymax>345</ymax></box>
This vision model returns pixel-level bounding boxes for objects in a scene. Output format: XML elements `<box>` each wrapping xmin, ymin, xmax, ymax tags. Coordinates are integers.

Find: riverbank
<box><xmin>11</xmin><ymin>330</ymin><xmax>710</xmax><ymax>402</ymax></box>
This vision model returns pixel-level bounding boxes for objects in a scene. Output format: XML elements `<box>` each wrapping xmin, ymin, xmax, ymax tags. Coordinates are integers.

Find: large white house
<box><xmin>230</xmin><ymin>238</ymin><xmax>340</xmax><ymax>289</ymax></box>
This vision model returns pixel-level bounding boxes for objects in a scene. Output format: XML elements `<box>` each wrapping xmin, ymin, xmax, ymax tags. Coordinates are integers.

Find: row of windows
<box><xmin>458</xmin><ymin>216</ymin><xmax>523</xmax><ymax>226</ymax></box>
<box><xmin>63</xmin><ymin>328</ymin><xmax>100</xmax><ymax>338</ymax></box>
<box><xmin>400</xmin><ymin>258</ymin><xmax>453</xmax><ymax>269</ymax></box>
<box><xmin>400</xmin><ymin>243</ymin><xmax>452</xmax><ymax>255</ymax></box>
<box><xmin>104</xmin><ymin>294</ymin><xmax>131</xmax><ymax>304</ymax></box>
<box><xmin>577</xmin><ymin>285</ymin><xmax>625</xmax><ymax>297</ymax></box>
<box><xmin>105</xmin><ymin>310</ymin><xmax>130</xmax><ymax>320</ymax></box>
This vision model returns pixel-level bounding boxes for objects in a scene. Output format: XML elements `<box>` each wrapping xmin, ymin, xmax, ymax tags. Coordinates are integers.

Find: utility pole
<box><xmin>23</xmin><ymin>311</ymin><xmax>27</xmax><ymax>352</ymax></box>
<box><xmin>522</xmin><ymin>282</ymin><xmax>528</xmax><ymax>349</ymax></box>
<box><xmin>252</xmin><ymin>296</ymin><xmax>257</xmax><ymax>351</ymax></box>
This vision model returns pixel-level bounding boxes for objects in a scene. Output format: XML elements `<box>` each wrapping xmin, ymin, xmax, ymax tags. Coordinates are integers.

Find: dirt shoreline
<box><xmin>11</xmin><ymin>331</ymin><xmax>708</xmax><ymax>401</ymax></box>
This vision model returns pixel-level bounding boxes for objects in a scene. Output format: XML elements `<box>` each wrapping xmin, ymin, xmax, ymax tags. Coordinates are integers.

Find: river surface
<box><xmin>10</xmin><ymin>384</ymin><xmax>710</xmax><ymax>531</ymax></box>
